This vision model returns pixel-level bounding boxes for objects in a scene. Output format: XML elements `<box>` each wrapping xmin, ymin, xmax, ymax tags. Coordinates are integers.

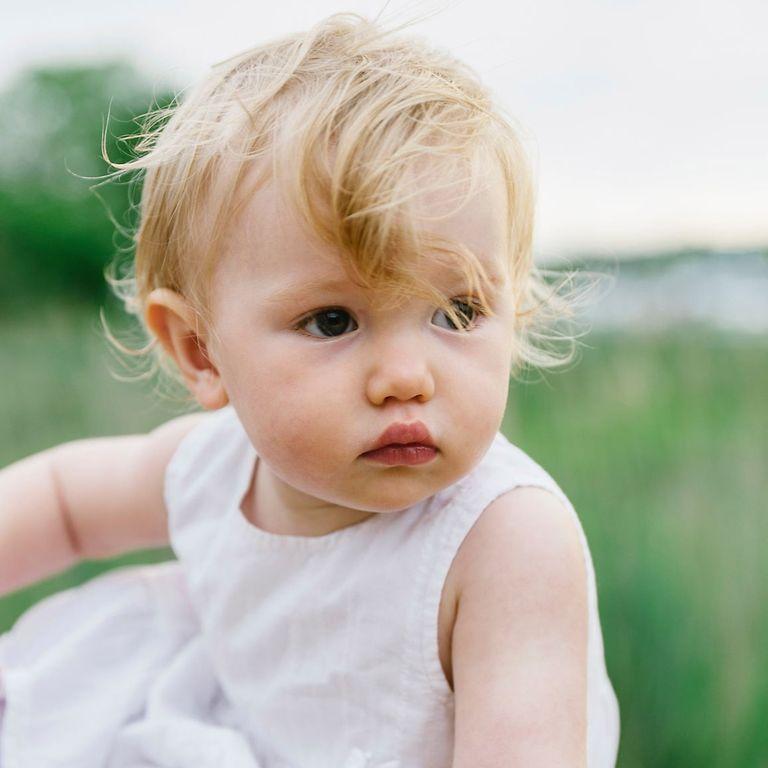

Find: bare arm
<box><xmin>451</xmin><ymin>487</ymin><xmax>588</xmax><ymax>768</ymax></box>
<box><xmin>0</xmin><ymin>411</ymin><xmax>206</xmax><ymax>595</ymax></box>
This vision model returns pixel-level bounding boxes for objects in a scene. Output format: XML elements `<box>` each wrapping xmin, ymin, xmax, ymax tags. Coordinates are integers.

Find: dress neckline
<box><xmin>228</xmin><ymin>442</ymin><xmax>390</xmax><ymax>551</ymax></box>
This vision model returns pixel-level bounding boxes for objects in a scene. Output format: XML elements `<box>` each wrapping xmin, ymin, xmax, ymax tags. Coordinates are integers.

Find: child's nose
<box><xmin>364</xmin><ymin>343</ymin><xmax>435</xmax><ymax>406</ymax></box>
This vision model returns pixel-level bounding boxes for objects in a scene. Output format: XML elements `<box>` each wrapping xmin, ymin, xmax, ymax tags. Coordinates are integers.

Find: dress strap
<box><xmin>412</xmin><ymin>431</ymin><xmax>620</xmax><ymax>765</ymax></box>
<box><xmin>164</xmin><ymin>406</ymin><xmax>255</xmax><ymax>565</ymax></box>
<box><xmin>412</xmin><ymin>432</ymin><xmax>601</xmax><ymax>695</ymax></box>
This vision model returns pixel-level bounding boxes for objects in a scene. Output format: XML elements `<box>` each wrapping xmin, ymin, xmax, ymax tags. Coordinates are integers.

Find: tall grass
<box><xmin>1</xmin><ymin>303</ymin><xmax>766</xmax><ymax>767</ymax></box>
<box><xmin>504</xmin><ymin>329</ymin><xmax>768</xmax><ymax>767</ymax></box>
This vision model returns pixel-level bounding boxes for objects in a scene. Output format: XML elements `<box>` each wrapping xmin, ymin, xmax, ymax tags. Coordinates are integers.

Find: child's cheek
<box><xmin>242</xmin><ymin>373</ymin><xmax>350</xmax><ymax>471</ymax></box>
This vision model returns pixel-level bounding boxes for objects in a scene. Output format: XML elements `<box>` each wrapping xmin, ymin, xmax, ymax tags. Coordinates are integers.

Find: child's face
<box><xmin>207</xmin><ymin>161</ymin><xmax>516</xmax><ymax>518</ymax></box>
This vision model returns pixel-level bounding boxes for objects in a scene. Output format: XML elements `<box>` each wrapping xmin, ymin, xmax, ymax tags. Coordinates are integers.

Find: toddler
<box><xmin>0</xmin><ymin>13</ymin><xmax>619</xmax><ymax>768</ymax></box>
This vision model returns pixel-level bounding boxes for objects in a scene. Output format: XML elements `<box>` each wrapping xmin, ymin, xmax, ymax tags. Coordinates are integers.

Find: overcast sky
<box><xmin>2</xmin><ymin>0</ymin><xmax>767</xmax><ymax>259</ymax></box>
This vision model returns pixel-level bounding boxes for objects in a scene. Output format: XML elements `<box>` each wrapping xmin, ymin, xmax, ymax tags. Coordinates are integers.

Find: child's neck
<box><xmin>240</xmin><ymin>456</ymin><xmax>377</xmax><ymax>537</ymax></box>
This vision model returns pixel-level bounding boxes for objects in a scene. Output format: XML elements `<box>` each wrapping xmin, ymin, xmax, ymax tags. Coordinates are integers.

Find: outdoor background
<box><xmin>1</xmin><ymin>2</ymin><xmax>766</xmax><ymax>767</ymax></box>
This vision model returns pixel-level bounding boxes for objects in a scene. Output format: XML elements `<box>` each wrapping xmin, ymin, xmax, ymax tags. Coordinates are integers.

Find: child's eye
<box><xmin>431</xmin><ymin>298</ymin><xmax>484</xmax><ymax>331</ymax></box>
<box><xmin>296</xmin><ymin>308</ymin><xmax>359</xmax><ymax>338</ymax></box>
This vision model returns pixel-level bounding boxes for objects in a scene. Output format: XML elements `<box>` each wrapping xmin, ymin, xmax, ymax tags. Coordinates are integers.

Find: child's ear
<box><xmin>145</xmin><ymin>288</ymin><xmax>229</xmax><ymax>410</ymax></box>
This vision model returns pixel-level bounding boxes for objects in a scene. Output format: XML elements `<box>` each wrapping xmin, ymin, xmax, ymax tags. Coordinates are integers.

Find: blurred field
<box><xmin>1</xmin><ymin>302</ymin><xmax>766</xmax><ymax>768</ymax></box>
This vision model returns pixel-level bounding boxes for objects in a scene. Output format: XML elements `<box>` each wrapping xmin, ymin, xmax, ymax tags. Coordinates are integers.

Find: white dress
<box><xmin>0</xmin><ymin>405</ymin><xmax>620</xmax><ymax>767</ymax></box>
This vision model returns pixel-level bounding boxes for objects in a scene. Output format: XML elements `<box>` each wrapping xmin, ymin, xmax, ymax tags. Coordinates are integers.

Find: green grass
<box><xmin>504</xmin><ymin>330</ymin><xmax>768</xmax><ymax>767</ymax></box>
<box><xmin>1</xmin><ymin>302</ymin><xmax>766</xmax><ymax>767</ymax></box>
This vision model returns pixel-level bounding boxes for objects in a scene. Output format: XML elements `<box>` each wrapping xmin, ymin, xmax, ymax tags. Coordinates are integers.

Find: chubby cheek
<box><xmin>226</xmin><ymin>346</ymin><xmax>353</xmax><ymax>488</ymax></box>
<box><xmin>446</xmin><ymin>344</ymin><xmax>510</xmax><ymax>466</ymax></box>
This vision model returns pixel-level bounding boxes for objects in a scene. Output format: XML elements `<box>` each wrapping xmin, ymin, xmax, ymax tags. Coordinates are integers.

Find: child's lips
<box><xmin>362</xmin><ymin>421</ymin><xmax>436</xmax><ymax>454</ymax></box>
<box><xmin>360</xmin><ymin>421</ymin><xmax>438</xmax><ymax>465</ymax></box>
<box><xmin>360</xmin><ymin>443</ymin><xmax>438</xmax><ymax>466</ymax></box>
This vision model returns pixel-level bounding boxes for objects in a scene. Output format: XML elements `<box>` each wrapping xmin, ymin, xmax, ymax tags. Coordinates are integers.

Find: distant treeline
<box><xmin>0</xmin><ymin>63</ymin><xmax>174</xmax><ymax>312</ymax></box>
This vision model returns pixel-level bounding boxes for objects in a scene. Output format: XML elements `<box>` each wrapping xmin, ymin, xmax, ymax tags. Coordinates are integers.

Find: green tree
<box><xmin>0</xmin><ymin>63</ymin><xmax>173</xmax><ymax>310</ymax></box>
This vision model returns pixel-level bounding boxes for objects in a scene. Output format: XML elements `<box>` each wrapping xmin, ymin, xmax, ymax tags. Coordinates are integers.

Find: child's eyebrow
<box><xmin>267</xmin><ymin>269</ymin><xmax>506</xmax><ymax>306</ymax></box>
<box><xmin>267</xmin><ymin>276</ymin><xmax>356</xmax><ymax>305</ymax></box>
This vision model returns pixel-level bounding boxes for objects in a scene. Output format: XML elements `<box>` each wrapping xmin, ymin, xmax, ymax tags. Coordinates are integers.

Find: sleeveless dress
<box><xmin>0</xmin><ymin>405</ymin><xmax>620</xmax><ymax>768</ymax></box>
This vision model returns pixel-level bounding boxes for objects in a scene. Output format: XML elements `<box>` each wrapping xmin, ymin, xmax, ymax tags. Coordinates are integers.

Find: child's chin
<box><xmin>358</xmin><ymin>486</ymin><xmax>437</xmax><ymax>515</ymax></box>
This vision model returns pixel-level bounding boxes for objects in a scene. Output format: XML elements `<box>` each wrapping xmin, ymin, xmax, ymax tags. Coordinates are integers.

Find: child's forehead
<box><xmin>222</xmin><ymin>157</ymin><xmax>509</xmax><ymax>284</ymax></box>
<box><xmin>262</xmin><ymin>258</ymin><xmax>506</xmax><ymax>311</ymax></box>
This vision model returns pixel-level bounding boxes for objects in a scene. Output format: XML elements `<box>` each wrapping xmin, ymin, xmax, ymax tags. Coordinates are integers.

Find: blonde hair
<box><xmin>104</xmin><ymin>12</ymin><xmax>584</xmax><ymax>389</ymax></box>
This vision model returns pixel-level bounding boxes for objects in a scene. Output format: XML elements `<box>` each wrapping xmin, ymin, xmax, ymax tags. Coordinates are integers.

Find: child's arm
<box><xmin>0</xmin><ymin>412</ymin><xmax>205</xmax><ymax>596</ymax></box>
<box><xmin>450</xmin><ymin>487</ymin><xmax>589</xmax><ymax>768</ymax></box>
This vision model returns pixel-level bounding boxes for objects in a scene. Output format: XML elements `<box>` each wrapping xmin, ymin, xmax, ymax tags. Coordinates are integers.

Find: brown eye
<box><xmin>298</xmin><ymin>308</ymin><xmax>358</xmax><ymax>338</ymax></box>
<box><xmin>432</xmin><ymin>298</ymin><xmax>482</xmax><ymax>331</ymax></box>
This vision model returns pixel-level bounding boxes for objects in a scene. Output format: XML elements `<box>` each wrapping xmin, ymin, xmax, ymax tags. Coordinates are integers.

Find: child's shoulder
<box><xmin>454</xmin><ymin>482</ymin><xmax>586</xmax><ymax>592</ymax></box>
<box><xmin>470</xmin><ymin>431</ymin><xmax>572</xmax><ymax>511</ymax></box>
<box><xmin>449</xmin><ymin>431</ymin><xmax>590</xmax><ymax>626</ymax></box>
<box><xmin>444</xmin><ymin>480</ymin><xmax>589</xmax><ymax>762</ymax></box>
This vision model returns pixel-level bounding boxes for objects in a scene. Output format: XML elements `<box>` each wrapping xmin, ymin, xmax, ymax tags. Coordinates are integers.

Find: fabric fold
<box><xmin>0</xmin><ymin>563</ymin><xmax>196</xmax><ymax>768</ymax></box>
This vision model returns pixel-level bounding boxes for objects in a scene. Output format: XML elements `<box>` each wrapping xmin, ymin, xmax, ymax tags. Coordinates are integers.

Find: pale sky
<box><xmin>2</xmin><ymin>0</ymin><xmax>767</xmax><ymax>259</ymax></box>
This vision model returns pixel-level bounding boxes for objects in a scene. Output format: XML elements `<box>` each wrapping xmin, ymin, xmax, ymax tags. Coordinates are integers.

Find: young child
<box><xmin>0</xmin><ymin>13</ymin><xmax>619</xmax><ymax>768</ymax></box>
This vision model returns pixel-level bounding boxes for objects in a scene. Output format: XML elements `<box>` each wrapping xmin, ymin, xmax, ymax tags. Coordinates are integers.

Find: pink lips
<box><xmin>361</xmin><ymin>421</ymin><xmax>438</xmax><ymax>466</ymax></box>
